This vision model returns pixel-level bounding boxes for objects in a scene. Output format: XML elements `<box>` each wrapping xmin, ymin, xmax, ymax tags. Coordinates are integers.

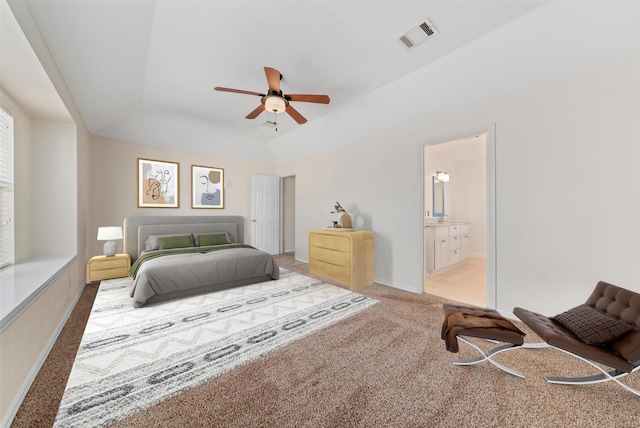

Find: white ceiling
<box><xmin>3</xmin><ymin>1</ymin><xmax>640</xmax><ymax>163</ymax></box>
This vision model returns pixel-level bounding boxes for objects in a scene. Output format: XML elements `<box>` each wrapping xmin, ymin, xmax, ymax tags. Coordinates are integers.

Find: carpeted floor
<box><xmin>54</xmin><ymin>270</ymin><xmax>378</xmax><ymax>427</ymax></box>
<box><xmin>11</xmin><ymin>254</ymin><xmax>640</xmax><ymax>427</ymax></box>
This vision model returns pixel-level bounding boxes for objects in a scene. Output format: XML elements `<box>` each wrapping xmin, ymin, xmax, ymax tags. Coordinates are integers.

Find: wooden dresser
<box><xmin>308</xmin><ymin>229</ymin><xmax>374</xmax><ymax>289</ymax></box>
<box><xmin>86</xmin><ymin>254</ymin><xmax>131</xmax><ymax>284</ymax></box>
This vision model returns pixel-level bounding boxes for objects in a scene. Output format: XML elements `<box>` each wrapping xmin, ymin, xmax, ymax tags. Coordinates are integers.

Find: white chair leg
<box><xmin>452</xmin><ymin>336</ymin><xmax>546</xmax><ymax>378</ymax></box>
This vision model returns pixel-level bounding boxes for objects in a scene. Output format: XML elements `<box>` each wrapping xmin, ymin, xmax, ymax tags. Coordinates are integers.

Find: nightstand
<box><xmin>86</xmin><ymin>254</ymin><xmax>131</xmax><ymax>284</ymax></box>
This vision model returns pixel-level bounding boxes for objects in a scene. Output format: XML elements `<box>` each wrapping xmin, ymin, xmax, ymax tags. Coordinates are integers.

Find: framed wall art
<box><xmin>192</xmin><ymin>164</ymin><xmax>224</xmax><ymax>209</ymax></box>
<box><xmin>137</xmin><ymin>158</ymin><xmax>179</xmax><ymax>208</ymax></box>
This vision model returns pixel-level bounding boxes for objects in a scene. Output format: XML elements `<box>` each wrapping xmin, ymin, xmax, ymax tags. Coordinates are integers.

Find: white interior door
<box><xmin>251</xmin><ymin>174</ymin><xmax>279</xmax><ymax>255</ymax></box>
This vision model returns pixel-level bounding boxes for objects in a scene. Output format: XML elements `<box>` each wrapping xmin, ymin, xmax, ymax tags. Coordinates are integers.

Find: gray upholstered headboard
<box><xmin>123</xmin><ymin>216</ymin><xmax>245</xmax><ymax>262</ymax></box>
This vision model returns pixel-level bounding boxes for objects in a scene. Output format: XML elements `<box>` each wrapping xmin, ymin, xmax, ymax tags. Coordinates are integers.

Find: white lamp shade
<box><xmin>98</xmin><ymin>226</ymin><xmax>122</xmax><ymax>257</ymax></box>
<box><xmin>264</xmin><ymin>96</ymin><xmax>286</xmax><ymax>113</ymax></box>
<box><xmin>97</xmin><ymin>226</ymin><xmax>123</xmax><ymax>240</ymax></box>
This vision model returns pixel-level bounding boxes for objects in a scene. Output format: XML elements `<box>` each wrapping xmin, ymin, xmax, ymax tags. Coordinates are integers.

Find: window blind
<box><xmin>0</xmin><ymin>106</ymin><xmax>14</xmax><ymax>268</ymax></box>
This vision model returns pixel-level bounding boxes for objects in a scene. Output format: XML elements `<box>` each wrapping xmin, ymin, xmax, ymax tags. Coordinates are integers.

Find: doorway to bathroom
<box><xmin>423</xmin><ymin>132</ymin><xmax>491</xmax><ymax>307</ymax></box>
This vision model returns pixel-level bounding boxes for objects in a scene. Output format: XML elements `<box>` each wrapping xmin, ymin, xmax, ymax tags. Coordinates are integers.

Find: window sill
<box><xmin>0</xmin><ymin>255</ymin><xmax>77</xmax><ymax>332</ymax></box>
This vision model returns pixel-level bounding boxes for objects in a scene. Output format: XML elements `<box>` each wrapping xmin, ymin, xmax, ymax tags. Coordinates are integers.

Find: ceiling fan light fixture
<box><xmin>215</xmin><ymin>66</ymin><xmax>329</xmax><ymax>124</ymax></box>
<box><xmin>264</xmin><ymin>95</ymin><xmax>286</xmax><ymax>113</ymax></box>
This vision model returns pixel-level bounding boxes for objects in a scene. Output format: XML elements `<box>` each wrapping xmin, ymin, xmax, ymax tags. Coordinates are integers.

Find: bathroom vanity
<box><xmin>424</xmin><ymin>222</ymin><xmax>470</xmax><ymax>276</ymax></box>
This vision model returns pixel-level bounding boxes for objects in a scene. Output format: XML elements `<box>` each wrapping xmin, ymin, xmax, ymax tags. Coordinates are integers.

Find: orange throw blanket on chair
<box><xmin>441</xmin><ymin>308</ymin><xmax>524</xmax><ymax>353</ymax></box>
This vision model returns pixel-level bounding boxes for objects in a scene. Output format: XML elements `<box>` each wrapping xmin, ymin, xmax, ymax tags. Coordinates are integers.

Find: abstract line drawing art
<box><xmin>137</xmin><ymin>158</ymin><xmax>179</xmax><ymax>208</ymax></box>
<box><xmin>192</xmin><ymin>165</ymin><xmax>224</xmax><ymax>209</ymax></box>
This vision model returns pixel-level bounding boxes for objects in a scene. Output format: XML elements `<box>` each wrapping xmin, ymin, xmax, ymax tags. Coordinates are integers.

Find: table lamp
<box><xmin>97</xmin><ymin>226</ymin><xmax>123</xmax><ymax>257</ymax></box>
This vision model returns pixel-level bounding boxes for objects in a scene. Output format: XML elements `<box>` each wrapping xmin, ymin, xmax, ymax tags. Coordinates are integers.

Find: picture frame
<box><xmin>192</xmin><ymin>164</ymin><xmax>225</xmax><ymax>209</ymax></box>
<box><xmin>137</xmin><ymin>158</ymin><xmax>179</xmax><ymax>208</ymax></box>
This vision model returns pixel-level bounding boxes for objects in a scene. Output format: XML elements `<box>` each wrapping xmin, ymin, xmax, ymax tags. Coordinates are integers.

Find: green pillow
<box><xmin>197</xmin><ymin>233</ymin><xmax>229</xmax><ymax>246</ymax></box>
<box><xmin>156</xmin><ymin>235</ymin><xmax>195</xmax><ymax>250</ymax></box>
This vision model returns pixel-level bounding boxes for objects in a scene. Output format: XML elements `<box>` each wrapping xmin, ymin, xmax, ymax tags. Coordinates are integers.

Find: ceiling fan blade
<box><xmin>286</xmin><ymin>94</ymin><xmax>330</xmax><ymax>104</ymax></box>
<box><xmin>264</xmin><ymin>67</ymin><xmax>281</xmax><ymax>93</ymax></box>
<box><xmin>214</xmin><ymin>87</ymin><xmax>265</xmax><ymax>97</ymax></box>
<box><xmin>285</xmin><ymin>104</ymin><xmax>307</xmax><ymax>124</ymax></box>
<box><xmin>245</xmin><ymin>104</ymin><xmax>265</xmax><ymax>119</ymax></box>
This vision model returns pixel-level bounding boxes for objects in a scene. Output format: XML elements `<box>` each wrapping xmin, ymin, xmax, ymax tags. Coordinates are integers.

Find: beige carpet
<box><xmin>12</xmin><ymin>254</ymin><xmax>640</xmax><ymax>427</ymax></box>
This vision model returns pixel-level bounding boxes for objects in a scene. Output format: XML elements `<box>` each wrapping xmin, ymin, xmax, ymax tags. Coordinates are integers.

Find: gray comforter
<box><xmin>130</xmin><ymin>246</ymin><xmax>279</xmax><ymax>307</ymax></box>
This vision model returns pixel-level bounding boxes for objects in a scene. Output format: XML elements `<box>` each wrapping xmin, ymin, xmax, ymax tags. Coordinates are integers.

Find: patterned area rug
<box><xmin>54</xmin><ymin>269</ymin><xmax>379</xmax><ymax>427</ymax></box>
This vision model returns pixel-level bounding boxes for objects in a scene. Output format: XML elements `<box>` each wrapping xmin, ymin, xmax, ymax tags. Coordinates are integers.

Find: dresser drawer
<box><xmin>308</xmin><ymin>229</ymin><xmax>374</xmax><ymax>289</ymax></box>
<box><xmin>86</xmin><ymin>254</ymin><xmax>131</xmax><ymax>284</ymax></box>
<box><xmin>91</xmin><ymin>257</ymin><xmax>129</xmax><ymax>271</ymax></box>
<box><xmin>310</xmin><ymin>260</ymin><xmax>351</xmax><ymax>284</ymax></box>
<box><xmin>310</xmin><ymin>233</ymin><xmax>350</xmax><ymax>252</ymax></box>
<box><xmin>91</xmin><ymin>266</ymin><xmax>129</xmax><ymax>281</ymax></box>
<box><xmin>309</xmin><ymin>246</ymin><xmax>350</xmax><ymax>268</ymax></box>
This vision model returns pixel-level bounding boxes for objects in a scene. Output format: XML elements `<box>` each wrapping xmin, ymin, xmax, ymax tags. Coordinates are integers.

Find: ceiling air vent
<box><xmin>398</xmin><ymin>18</ymin><xmax>438</xmax><ymax>50</ymax></box>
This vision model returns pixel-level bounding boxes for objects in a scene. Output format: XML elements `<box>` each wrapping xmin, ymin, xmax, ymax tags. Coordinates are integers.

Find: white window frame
<box><xmin>0</xmin><ymin>104</ymin><xmax>15</xmax><ymax>269</ymax></box>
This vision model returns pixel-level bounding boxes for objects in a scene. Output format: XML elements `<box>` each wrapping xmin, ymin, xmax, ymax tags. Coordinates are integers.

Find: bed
<box><xmin>123</xmin><ymin>215</ymin><xmax>279</xmax><ymax>307</ymax></box>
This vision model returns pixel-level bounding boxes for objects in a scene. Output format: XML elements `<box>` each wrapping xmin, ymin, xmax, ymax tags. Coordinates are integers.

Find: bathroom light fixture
<box><xmin>436</xmin><ymin>171</ymin><xmax>450</xmax><ymax>182</ymax></box>
<box><xmin>97</xmin><ymin>226</ymin><xmax>123</xmax><ymax>257</ymax></box>
<box><xmin>264</xmin><ymin>95</ymin><xmax>287</xmax><ymax>113</ymax></box>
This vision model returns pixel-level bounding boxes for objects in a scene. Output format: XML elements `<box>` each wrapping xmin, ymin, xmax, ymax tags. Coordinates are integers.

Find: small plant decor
<box><xmin>330</xmin><ymin>202</ymin><xmax>352</xmax><ymax>228</ymax></box>
<box><xmin>330</xmin><ymin>202</ymin><xmax>347</xmax><ymax>214</ymax></box>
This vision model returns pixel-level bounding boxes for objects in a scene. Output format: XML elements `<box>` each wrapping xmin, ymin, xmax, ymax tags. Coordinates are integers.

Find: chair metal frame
<box><xmin>541</xmin><ymin>345</ymin><xmax>640</xmax><ymax>396</ymax></box>
<box><xmin>451</xmin><ymin>336</ymin><xmax>547</xmax><ymax>378</ymax></box>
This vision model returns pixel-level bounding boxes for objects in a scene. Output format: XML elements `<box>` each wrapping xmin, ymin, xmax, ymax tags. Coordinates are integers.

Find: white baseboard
<box><xmin>294</xmin><ymin>257</ymin><xmax>420</xmax><ymax>294</ymax></box>
<box><xmin>1</xmin><ymin>283</ymin><xmax>85</xmax><ymax>428</ymax></box>
<box><xmin>375</xmin><ymin>279</ymin><xmax>422</xmax><ymax>294</ymax></box>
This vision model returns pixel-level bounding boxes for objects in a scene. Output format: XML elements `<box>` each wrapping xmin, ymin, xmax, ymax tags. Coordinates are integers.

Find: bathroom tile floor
<box><xmin>425</xmin><ymin>258</ymin><xmax>486</xmax><ymax>307</ymax></box>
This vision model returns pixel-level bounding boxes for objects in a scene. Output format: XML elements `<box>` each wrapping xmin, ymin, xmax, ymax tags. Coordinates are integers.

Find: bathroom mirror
<box><xmin>432</xmin><ymin>176</ymin><xmax>444</xmax><ymax>217</ymax></box>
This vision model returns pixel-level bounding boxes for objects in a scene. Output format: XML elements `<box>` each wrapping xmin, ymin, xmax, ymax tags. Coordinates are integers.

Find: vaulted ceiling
<box><xmin>4</xmin><ymin>1</ymin><xmax>640</xmax><ymax>163</ymax></box>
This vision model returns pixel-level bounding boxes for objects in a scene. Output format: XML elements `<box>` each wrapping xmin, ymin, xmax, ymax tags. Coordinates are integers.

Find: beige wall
<box><xmin>31</xmin><ymin>120</ymin><xmax>78</xmax><ymax>257</ymax></box>
<box><xmin>279</xmin><ymin>58</ymin><xmax>640</xmax><ymax>314</ymax></box>
<box><xmin>0</xmin><ymin>2</ymin><xmax>91</xmax><ymax>422</ymax></box>
<box><xmin>0</xmin><ymin>94</ymin><xmax>86</xmax><ymax>426</ymax></box>
<box><xmin>86</xmin><ymin>136</ymin><xmax>278</xmax><ymax>258</ymax></box>
<box><xmin>8</xmin><ymin>104</ymin><xmax>77</xmax><ymax>261</ymax></box>
<box><xmin>282</xmin><ymin>176</ymin><xmax>295</xmax><ymax>253</ymax></box>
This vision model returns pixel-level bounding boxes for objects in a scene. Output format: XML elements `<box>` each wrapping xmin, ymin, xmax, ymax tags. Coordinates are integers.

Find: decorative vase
<box><xmin>339</xmin><ymin>212</ymin><xmax>352</xmax><ymax>229</ymax></box>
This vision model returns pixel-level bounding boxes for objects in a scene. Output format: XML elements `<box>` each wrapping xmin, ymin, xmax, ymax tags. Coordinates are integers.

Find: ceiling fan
<box><xmin>214</xmin><ymin>66</ymin><xmax>330</xmax><ymax>125</ymax></box>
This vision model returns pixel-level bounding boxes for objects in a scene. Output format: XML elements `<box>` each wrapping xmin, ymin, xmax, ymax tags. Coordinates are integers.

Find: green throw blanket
<box><xmin>130</xmin><ymin>244</ymin><xmax>255</xmax><ymax>278</ymax></box>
